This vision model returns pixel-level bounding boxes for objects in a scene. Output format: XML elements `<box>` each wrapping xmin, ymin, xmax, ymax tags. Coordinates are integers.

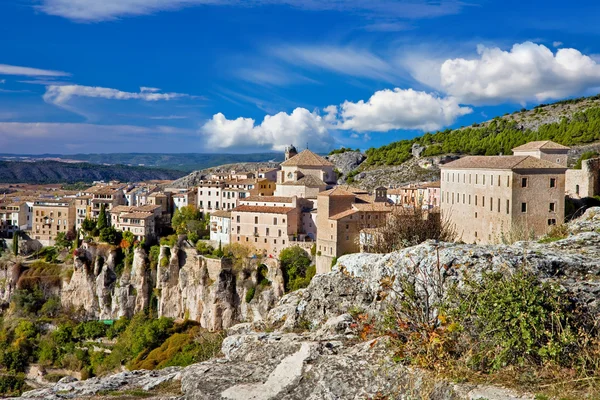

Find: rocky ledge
<box><xmin>16</xmin><ymin>208</ymin><xmax>600</xmax><ymax>400</ymax></box>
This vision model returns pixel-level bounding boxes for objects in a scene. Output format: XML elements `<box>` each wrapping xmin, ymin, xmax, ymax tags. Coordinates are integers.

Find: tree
<box><xmin>99</xmin><ymin>226</ymin><xmax>122</xmax><ymax>245</ymax></box>
<box><xmin>171</xmin><ymin>206</ymin><xmax>207</xmax><ymax>238</ymax></box>
<box><xmin>12</xmin><ymin>232</ymin><xmax>18</xmax><ymax>256</ymax></box>
<box><xmin>81</xmin><ymin>218</ymin><xmax>95</xmax><ymax>233</ymax></box>
<box><xmin>97</xmin><ymin>204</ymin><xmax>108</xmax><ymax>230</ymax></box>
<box><xmin>279</xmin><ymin>246</ymin><xmax>314</xmax><ymax>292</ymax></box>
<box><xmin>54</xmin><ymin>232</ymin><xmax>72</xmax><ymax>250</ymax></box>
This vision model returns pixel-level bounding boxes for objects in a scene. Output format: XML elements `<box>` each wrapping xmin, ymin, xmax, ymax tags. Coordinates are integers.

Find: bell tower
<box><xmin>285</xmin><ymin>144</ymin><xmax>298</xmax><ymax>161</ymax></box>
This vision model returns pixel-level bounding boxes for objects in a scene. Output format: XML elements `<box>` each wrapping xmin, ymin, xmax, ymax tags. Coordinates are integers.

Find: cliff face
<box><xmin>156</xmin><ymin>241</ymin><xmax>285</xmax><ymax>330</ymax></box>
<box><xmin>6</xmin><ymin>238</ymin><xmax>287</xmax><ymax>328</ymax></box>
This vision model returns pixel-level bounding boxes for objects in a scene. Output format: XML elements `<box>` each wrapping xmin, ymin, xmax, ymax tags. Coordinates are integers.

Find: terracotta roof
<box><xmin>231</xmin><ymin>205</ymin><xmax>296</xmax><ymax>214</ymax></box>
<box><xmin>110</xmin><ymin>204</ymin><xmax>161</xmax><ymax>214</ymax></box>
<box><xmin>85</xmin><ymin>186</ymin><xmax>123</xmax><ymax>195</ymax></box>
<box><xmin>352</xmin><ymin>203</ymin><xmax>393</xmax><ymax>212</ymax></box>
<box><xmin>329</xmin><ymin>209</ymin><xmax>359</xmax><ymax>220</ymax></box>
<box><xmin>335</xmin><ymin>185</ymin><xmax>369</xmax><ymax>194</ymax></box>
<box><xmin>121</xmin><ymin>212</ymin><xmax>154</xmax><ymax>219</ymax></box>
<box><xmin>279</xmin><ymin>175</ymin><xmax>327</xmax><ymax>187</ymax></box>
<box><xmin>318</xmin><ymin>187</ymin><xmax>355</xmax><ymax>197</ymax></box>
<box><xmin>418</xmin><ymin>181</ymin><xmax>440</xmax><ymax>189</ymax></box>
<box><xmin>243</xmin><ymin>196</ymin><xmax>294</xmax><ymax>203</ymax></box>
<box><xmin>211</xmin><ymin>210</ymin><xmax>232</xmax><ymax>218</ymax></box>
<box><xmin>280</xmin><ymin>149</ymin><xmax>334</xmax><ymax>167</ymax></box>
<box><xmin>512</xmin><ymin>140</ymin><xmax>570</xmax><ymax>151</ymax></box>
<box><xmin>440</xmin><ymin>155</ymin><xmax>567</xmax><ymax>170</ymax></box>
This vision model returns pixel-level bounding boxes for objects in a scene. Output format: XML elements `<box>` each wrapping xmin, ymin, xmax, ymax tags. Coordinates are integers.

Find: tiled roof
<box><xmin>110</xmin><ymin>204</ymin><xmax>161</xmax><ymax>214</ymax></box>
<box><xmin>329</xmin><ymin>209</ymin><xmax>359</xmax><ymax>220</ymax></box>
<box><xmin>85</xmin><ymin>186</ymin><xmax>123</xmax><ymax>195</ymax></box>
<box><xmin>243</xmin><ymin>196</ymin><xmax>294</xmax><ymax>203</ymax></box>
<box><xmin>440</xmin><ymin>155</ymin><xmax>567</xmax><ymax>170</ymax></box>
<box><xmin>318</xmin><ymin>187</ymin><xmax>355</xmax><ymax>197</ymax></box>
<box><xmin>280</xmin><ymin>149</ymin><xmax>334</xmax><ymax>167</ymax></box>
<box><xmin>512</xmin><ymin>140</ymin><xmax>570</xmax><ymax>151</ymax></box>
<box><xmin>231</xmin><ymin>205</ymin><xmax>296</xmax><ymax>214</ymax></box>
<box><xmin>211</xmin><ymin>210</ymin><xmax>232</xmax><ymax>218</ymax></box>
<box><xmin>352</xmin><ymin>203</ymin><xmax>393</xmax><ymax>212</ymax></box>
<box><xmin>335</xmin><ymin>185</ymin><xmax>369</xmax><ymax>194</ymax></box>
<box><xmin>279</xmin><ymin>175</ymin><xmax>327</xmax><ymax>187</ymax></box>
<box><xmin>120</xmin><ymin>212</ymin><xmax>154</xmax><ymax>219</ymax></box>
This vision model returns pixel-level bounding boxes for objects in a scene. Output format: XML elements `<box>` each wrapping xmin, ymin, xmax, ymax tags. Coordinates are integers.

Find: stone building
<box><xmin>82</xmin><ymin>183</ymin><xmax>127</xmax><ymax>220</ymax></box>
<box><xmin>109</xmin><ymin>204</ymin><xmax>162</xmax><ymax>242</ymax></box>
<box><xmin>315</xmin><ymin>187</ymin><xmax>391</xmax><ymax>274</ymax></box>
<box><xmin>440</xmin><ymin>143</ymin><xmax>567</xmax><ymax>244</ymax></box>
<box><xmin>0</xmin><ymin>201</ymin><xmax>31</xmax><ymax>238</ymax></box>
<box><xmin>209</xmin><ymin>210</ymin><xmax>231</xmax><ymax>246</ymax></box>
<box><xmin>274</xmin><ymin>149</ymin><xmax>335</xmax><ymax>198</ymax></box>
<box><xmin>511</xmin><ymin>140</ymin><xmax>569</xmax><ymax>167</ymax></box>
<box><xmin>565</xmin><ymin>157</ymin><xmax>600</xmax><ymax>199</ymax></box>
<box><xmin>32</xmin><ymin>199</ymin><xmax>76</xmax><ymax>245</ymax></box>
<box><xmin>196</xmin><ymin>178</ymin><xmax>276</xmax><ymax>214</ymax></box>
<box><xmin>387</xmin><ymin>182</ymin><xmax>440</xmax><ymax>209</ymax></box>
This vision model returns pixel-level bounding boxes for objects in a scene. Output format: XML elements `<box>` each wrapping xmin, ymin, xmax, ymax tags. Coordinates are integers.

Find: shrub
<box><xmin>538</xmin><ymin>224</ymin><xmax>570</xmax><ymax>243</ymax></box>
<box><xmin>245</xmin><ymin>287</ymin><xmax>255</xmax><ymax>303</ymax></box>
<box><xmin>99</xmin><ymin>227</ymin><xmax>122</xmax><ymax>245</ymax></box>
<box><xmin>196</xmin><ymin>241</ymin><xmax>215</xmax><ymax>256</ymax></box>
<box><xmin>0</xmin><ymin>374</ymin><xmax>26</xmax><ymax>396</ymax></box>
<box><xmin>279</xmin><ymin>246</ymin><xmax>314</xmax><ymax>292</ymax></box>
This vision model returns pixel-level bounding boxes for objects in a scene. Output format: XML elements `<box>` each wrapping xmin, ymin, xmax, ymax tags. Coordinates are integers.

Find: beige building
<box><xmin>566</xmin><ymin>157</ymin><xmax>600</xmax><ymax>199</ymax></box>
<box><xmin>109</xmin><ymin>204</ymin><xmax>162</xmax><ymax>242</ymax></box>
<box><xmin>75</xmin><ymin>196</ymin><xmax>92</xmax><ymax>230</ymax></box>
<box><xmin>274</xmin><ymin>149</ymin><xmax>335</xmax><ymax>198</ymax></box>
<box><xmin>440</xmin><ymin>143</ymin><xmax>567</xmax><ymax>244</ymax></box>
<box><xmin>32</xmin><ymin>199</ymin><xmax>76</xmax><ymax>245</ymax></box>
<box><xmin>196</xmin><ymin>178</ymin><xmax>276</xmax><ymax>214</ymax></box>
<box><xmin>316</xmin><ymin>187</ymin><xmax>391</xmax><ymax>274</ymax></box>
<box><xmin>0</xmin><ymin>201</ymin><xmax>30</xmax><ymax>238</ymax></box>
<box><xmin>387</xmin><ymin>182</ymin><xmax>441</xmax><ymax>209</ymax></box>
<box><xmin>512</xmin><ymin>140</ymin><xmax>569</xmax><ymax>167</ymax></box>
<box><xmin>83</xmin><ymin>184</ymin><xmax>127</xmax><ymax>220</ymax></box>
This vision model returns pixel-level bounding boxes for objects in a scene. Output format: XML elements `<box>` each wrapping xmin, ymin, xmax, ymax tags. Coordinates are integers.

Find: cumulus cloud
<box><xmin>333</xmin><ymin>88</ymin><xmax>471</xmax><ymax>132</ymax></box>
<box><xmin>553</xmin><ymin>41</ymin><xmax>563</xmax><ymax>48</ymax></box>
<box><xmin>0</xmin><ymin>64</ymin><xmax>70</xmax><ymax>77</ymax></box>
<box><xmin>38</xmin><ymin>0</ymin><xmax>465</xmax><ymax>22</ymax></box>
<box><xmin>200</xmin><ymin>108</ymin><xmax>335</xmax><ymax>152</ymax></box>
<box><xmin>439</xmin><ymin>42</ymin><xmax>600</xmax><ymax>104</ymax></box>
<box><xmin>43</xmin><ymin>84</ymin><xmax>188</xmax><ymax>106</ymax></box>
<box><xmin>140</xmin><ymin>86</ymin><xmax>161</xmax><ymax>93</ymax></box>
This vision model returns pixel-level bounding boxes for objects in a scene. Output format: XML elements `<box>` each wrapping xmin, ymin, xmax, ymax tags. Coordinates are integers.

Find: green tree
<box><xmin>279</xmin><ymin>246</ymin><xmax>314</xmax><ymax>292</ymax></box>
<box><xmin>171</xmin><ymin>206</ymin><xmax>207</xmax><ymax>238</ymax></box>
<box><xmin>81</xmin><ymin>218</ymin><xmax>95</xmax><ymax>232</ymax></box>
<box><xmin>12</xmin><ymin>232</ymin><xmax>18</xmax><ymax>256</ymax></box>
<box><xmin>97</xmin><ymin>204</ymin><xmax>108</xmax><ymax>230</ymax></box>
<box><xmin>54</xmin><ymin>232</ymin><xmax>72</xmax><ymax>249</ymax></box>
<box><xmin>99</xmin><ymin>226</ymin><xmax>122</xmax><ymax>245</ymax></box>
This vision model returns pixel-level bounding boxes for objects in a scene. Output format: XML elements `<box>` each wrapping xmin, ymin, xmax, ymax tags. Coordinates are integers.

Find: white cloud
<box><xmin>140</xmin><ymin>86</ymin><xmax>161</xmax><ymax>93</ymax></box>
<box><xmin>333</xmin><ymin>88</ymin><xmax>471</xmax><ymax>132</ymax></box>
<box><xmin>439</xmin><ymin>42</ymin><xmax>600</xmax><ymax>104</ymax></box>
<box><xmin>200</xmin><ymin>108</ymin><xmax>335</xmax><ymax>152</ymax></box>
<box><xmin>272</xmin><ymin>45</ymin><xmax>396</xmax><ymax>82</ymax></box>
<box><xmin>38</xmin><ymin>0</ymin><xmax>465</xmax><ymax>22</ymax></box>
<box><xmin>43</xmin><ymin>84</ymin><xmax>188</xmax><ymax>106</ymax></box>
<box><xmin>553</xmin><ymin>41</ymin><xmax>563</xmax><ymax>48</ymax></box>
<box><xmin>0</xmin><ymin>64</ymin><xmax>70</xmax><ymax>77</ymax></box>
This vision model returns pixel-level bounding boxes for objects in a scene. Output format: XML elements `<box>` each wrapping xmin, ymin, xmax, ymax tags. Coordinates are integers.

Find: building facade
<box><xmin>32</xmin><ymin>199</ymin><xmax>76</xmax><ymax>245</ymax></box>
<box><xmin>440</xmin><ymin>144</ymin><xmax>567</xmax><ymax>244</ymax></box>
<box><xmin>209</xmin><ymin>210</ymin><xmax>231</xmax><ymax>245</ymax></box>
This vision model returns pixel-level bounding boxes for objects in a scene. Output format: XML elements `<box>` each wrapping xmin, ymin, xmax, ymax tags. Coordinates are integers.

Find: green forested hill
<box><xmin>366</xmin><ymin>96</ymin><xmax>600</xmax><ymax>166</ymax></box>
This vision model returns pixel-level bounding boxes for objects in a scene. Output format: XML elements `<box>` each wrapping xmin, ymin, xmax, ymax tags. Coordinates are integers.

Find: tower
<box><xmin>285</xmin><ymin>144</ymin><xmax>298</xmax><ymax>161</ymax></box>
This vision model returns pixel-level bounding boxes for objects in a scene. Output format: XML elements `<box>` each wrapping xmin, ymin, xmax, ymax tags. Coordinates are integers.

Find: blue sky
<box><xmin>2</xmin><ymin>0</ymin><xmax>600</xmax><ymax>154</ymax></box>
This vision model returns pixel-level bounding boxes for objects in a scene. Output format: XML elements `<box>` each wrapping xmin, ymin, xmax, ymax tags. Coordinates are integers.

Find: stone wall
<box><xmin>566</xmin><ymin>157</ymin><xmax>600</xmax><ymax>198</ymax></box>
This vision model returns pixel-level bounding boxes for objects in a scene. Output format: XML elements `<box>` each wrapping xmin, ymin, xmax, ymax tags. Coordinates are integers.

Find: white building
<box><xmin>209</xmin><ymin>210</ymin><xmax>231</xmax><ymax>245</ymax></box>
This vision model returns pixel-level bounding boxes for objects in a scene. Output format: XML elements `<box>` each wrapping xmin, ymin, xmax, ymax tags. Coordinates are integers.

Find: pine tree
<box><xmin>97</xmin><ymin>204</ymin><xmax>108</xmax><ymax>230</ymax></box>
<box><xmin>12</xmin><ymin>231</ymin><xmax>18</xmax><ymax>256</ymax></box>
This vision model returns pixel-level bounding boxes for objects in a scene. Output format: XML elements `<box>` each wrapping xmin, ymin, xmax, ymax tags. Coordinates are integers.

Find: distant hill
<box><xmin>0</xmin><ymin>161</ymin><xmax>186</xmax><ymax>184</ymax></box>
<box><xmin>365</xmin><ymin>94</ymin><xmax>600</xmax><ymax>166</ymax></box>
<box><xmin>0</xmin><ymin>153</ymin><xmax>283</xmax><ymax>172</ymax></box>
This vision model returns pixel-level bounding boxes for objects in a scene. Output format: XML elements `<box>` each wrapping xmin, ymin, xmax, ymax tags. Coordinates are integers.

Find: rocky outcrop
<box><xmin>61</xmin><ymin>244</ymin><xmax>152</xmax><ymax>320</ymax></box>
<box><xmin>157</xmin><ymin>239</ymin><xmax>285</xmax><ymax>330</ymax></box>
<box><xmin>325</xmin><ymin>151</ymin><xmax>366</xmax><ymax>182</ymax></box>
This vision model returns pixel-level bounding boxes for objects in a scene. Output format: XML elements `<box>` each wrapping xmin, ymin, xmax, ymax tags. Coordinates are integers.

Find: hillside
<box><xmin>0</xmin><ymin>160</ymin><xmax>186</xmax><ymax>184</ymax></box>
<box><xmin>0</xmin><ymin>152</ymin><xmax>283</xmax><ymax>172</ymax></box>
<box><xmin>365</xmin><ymin>93</ymin><xmax>600</xmax><ymax>166</ymax></box>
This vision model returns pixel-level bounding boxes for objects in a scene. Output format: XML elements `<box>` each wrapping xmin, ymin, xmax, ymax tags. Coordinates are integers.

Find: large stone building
<box><xmin>315</xmin><ymin>187</ymin><xmax>391</xmax><ymax>274</ymax></box>
<box><xmin>230</xmin><ymin>196</ymin><xmax>314</xmax><ymax>257</ymax></box>
<box><xmin>565</xmin><ymin>157</ymin><xmax>600</xmax><ymax>199</ymax></box>
<box><xmin>0</xmin><ymin>201</ymin><xmax>31</xmax><ymax>238</ymax></box>
<box><xmin>274</xmin><ymin>149</ymin><xmax>335</xmax><ymax>198</ymax></box>
<box><xmin>82</xmin><ymin>183</ymin><xmax>127</xmax><ymax>220</ymax></box>
<box><xmin>440</xmin><ymin>141</ymin><xmax>568</xmax><ymax>244</ymax></box>
<box><xmin>109</xmin><ymin>204</ymin><xmax>162</xmax><ymax>242</ymax></box>
<box><xmin>32</xmin><ymin>199</ymin><xmax>76</xmax><ymax>245</ymax></box>
<box><xmin>196</xmin><ymin>178</ymin><xmax>276</xmax><ymax>214</ymax></box>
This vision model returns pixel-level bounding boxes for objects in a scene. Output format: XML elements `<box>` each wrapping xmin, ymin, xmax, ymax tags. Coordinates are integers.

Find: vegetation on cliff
<box><xmin>365</xmin><ymin>97</ymin><xmax>600</xmax><ymax>166</ymax></box>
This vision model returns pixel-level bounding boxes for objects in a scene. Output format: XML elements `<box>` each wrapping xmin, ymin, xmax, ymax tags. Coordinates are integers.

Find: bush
<box><xmin>449</xmin><ymin>270</ymin><xmax>586</xmax><ymax>371</ymax></box>
<box><xmin>196</xmin><ymin>241</ymin><xmax>215</xmax><ymax>256</ymax></box>
<box><xmin>279</xmin><ymin>246</ymin><xmax>314</xmax><ymax>292</ymax></box>
<box><xmin>0</xmin><ymin>374</ymin><xmax>26</xmax><ymax>396</ymax></box>
<box><xmin>99</xmin><ymin>227</ymin><xmax>122</xmax><ymax>245</ymax></box>
<box><xmin>245</xmin><ymin>287</ymin><xmax>255</xmax><ymax>303</ymax></box>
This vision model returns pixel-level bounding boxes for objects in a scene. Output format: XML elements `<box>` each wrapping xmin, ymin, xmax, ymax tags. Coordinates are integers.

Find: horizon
<box><xmin>2</xmin><ymin>1</ymin><xmax>600</xmax><ymax>154</ymax></box>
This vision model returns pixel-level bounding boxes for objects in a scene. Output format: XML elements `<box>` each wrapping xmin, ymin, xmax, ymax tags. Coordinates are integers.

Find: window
<box><xmin>475</xmin><ymin>212</ymin><xmax>477</xmax><ymax>218</ymax></box>
<box><xmin>475</xmin><ymin>174</ymin><xmax>478</xmax><ymax>184</ymax></box>
<box><xmin>521</xmin><ymin>177</ymin><xmax>528</xmax><ymax>187</ymax></box>
<box><xmin>521</xmin><ymin>202</ymin><xmax>527</xmax><ymax>213</ymax></box>
<box><xmin>548</xmin><ymin>218</ymin><xmax>557</xmax><ymax>225</ymax></box>
<box><xmin>469</xmin><ymin>174</ymin><xmax>472</xmax><ymax>184</ymax></box>
<box><xmin>549</xmin><ymin>202</ymin><xmax>555</xmax><ymax>212</ymax></box>
<box><xmin>556</xmin><ymin>158</ymin><xmax>561</xmax><ymax>163</ymax></box>
<box><xmin>497</xmin><ymin>198</ymin><xmax>500</xmax><ymax>212</ymax></box>
<box><xmin>506</xmin><ymin>199</ymin><xmax>510</xmax><ymax>214</ymax></box>
<box><xmin>475</xmin><ymin>195</ymin><xmax>478</xmax><ymax>206</ymax></box>
<box><xmin>266</xmin><ymin>228</ymin><xmax>270</xmax><ymax>235</ymax></box>
<box><xmin>550</xmin><ymin>178</ymin><xmax>556</xmax><ymax>188</ymax></box>
<box><xmin>576</xmin><ymin>185</ymin><xmax>580</xmax><ymax>195</ymax></box>
<box><xmin>483</xmin><ymin>175</ymin><xmax>486</xmax><ymax>185</ymax></box>
<box><xmin>462</xmin><ymin>194</ymin><xmax>465</xmax><ymax>203</ymax></box>
<box><xmin>490</xmin><ymin>197</ymin><xmax>493</xmax><ymax>211</ymax></box>
<box><xmin>482</xmin><ymin>197</ymin><xmax>485</xmax><ymax>207</ymax></box>
<box><xmin>236</xmin><ymin>215</ymin><xmax>240</xmax><ymax>223</ymax></box>
<box><xmin>254</xmin><ymin>216</ymin><xmax>258</xmax><ymax>224</ymax></box>
<box><xmin>468</xmin><ymin>195</ymin><xmax>471</xmax><ymax>205</ymax></box>
<box><xmin>507</xmin><ymin>176</ymin><xmax>510</xmax><ymax>187</ymax></box>
<box><xmin>490</xmin><ymin>175</ymin><xmax>493</xmax><ymax>186</ymax></box>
